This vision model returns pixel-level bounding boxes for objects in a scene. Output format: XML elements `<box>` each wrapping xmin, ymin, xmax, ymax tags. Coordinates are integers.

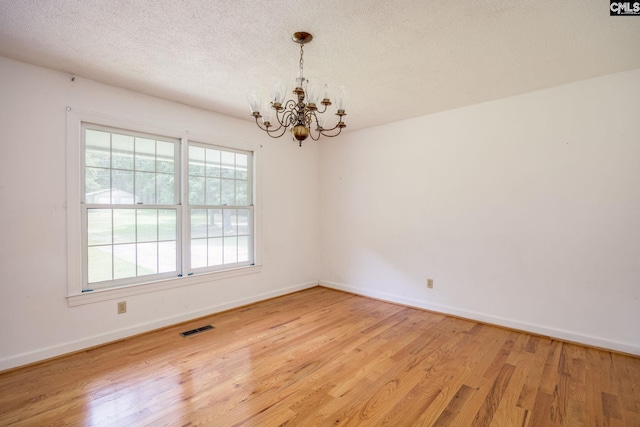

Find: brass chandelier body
<box><xmin>248</xmin><ymin>32</ymin><xmax>347</xmax><ymax>146</ymax></box>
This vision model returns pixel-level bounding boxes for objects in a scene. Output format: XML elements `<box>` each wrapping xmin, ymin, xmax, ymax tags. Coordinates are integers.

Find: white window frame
<box><xmin>66</xmin><ymin>108</ymin><xmax>262</xmax><ymax>306</ymax></box>
<box><xmin>82</xmin><ymin>123</ymin><xmax>182</xmax><ymax>290</ymax></box>
<box><xmin>186</xmin><ymin>141</ymin><xmax>255</xmax><ymax>274</ymax></box>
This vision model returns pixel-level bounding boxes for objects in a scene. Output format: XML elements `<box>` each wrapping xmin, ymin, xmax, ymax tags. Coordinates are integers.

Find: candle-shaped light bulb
<box><xmin>261</xmin><ymin>102</ymin><xmax>273</xmax><ymax>125</ymax></box>
<box><xmin>306</xmin><ymin>80</ymin><xmax>320</xmax><ymax>105</ymax></box>
<box><xmin>247</xmin><ymin>91</ymin><xmax>261</xmax><ymax>114</ymax></box>
<box><xmin>336</xmin><ymin>86</ymin><xmax>347</xmax><ymax>111</ymax></box>
<box><xmin>270</xmin><ymin>78</ymin><xmax>286</xmax><ymax>104</ymax></box>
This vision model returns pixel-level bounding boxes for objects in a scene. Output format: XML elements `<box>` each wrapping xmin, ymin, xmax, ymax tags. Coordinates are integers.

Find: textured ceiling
<box><xmin>1</xmin><ymin>0</ymin><xmax>639</xmax><ymax>132</ymax></box>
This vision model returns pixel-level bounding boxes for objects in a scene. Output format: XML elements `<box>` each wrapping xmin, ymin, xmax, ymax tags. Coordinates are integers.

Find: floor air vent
<box><xmin>180</xmin><ymin>324</ymin><xmax>214</xmax><ymax>337</ymax></box>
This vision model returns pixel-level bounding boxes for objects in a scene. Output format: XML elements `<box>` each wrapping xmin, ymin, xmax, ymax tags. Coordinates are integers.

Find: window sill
<box><xmin>67</xmin><ymin>264</ymin><xmax>262</xmax><ymax>307</ymax></box>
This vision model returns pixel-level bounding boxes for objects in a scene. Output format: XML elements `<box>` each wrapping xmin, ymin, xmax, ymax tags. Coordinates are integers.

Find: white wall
<box><xmin>320</xmin><ymin>69</ymin><xmax>640</xmax><ymax>355</ymax></box>
<box><xmin>0</xmin><ymin>56</ymin><xmax>320</xmax><ymax>370</ymax></box>
<box><xmin>1</xmin><ymin>55</ymin><xmax>638</xmax><ymax>371</ymax></box>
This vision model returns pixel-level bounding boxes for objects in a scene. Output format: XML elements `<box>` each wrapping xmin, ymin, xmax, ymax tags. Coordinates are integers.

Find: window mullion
<box><xmin>181</xmin><ymin>137</ymin><xmax>190</xmax><ymax>276</ymax></box>
<box><xmin>111</xmin><ymin>208</ymin><xmax>115</xmax><ymax>282</ymax></box>
<box><xmin>134</xmin><ymin>209</ymin><xmax>139</xmax><ymax>278</ymax></box>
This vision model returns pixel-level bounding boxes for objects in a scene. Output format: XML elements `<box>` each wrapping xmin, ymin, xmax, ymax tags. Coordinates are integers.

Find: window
<box><xmin>79</xmin><ymin>122</ymin><xmax>254</xmax><ymax>293</ymax></box>
<box><xmin>188</xmin><ymin>144</ymin><xmax>253</xmax><ymax>271</ymax></box>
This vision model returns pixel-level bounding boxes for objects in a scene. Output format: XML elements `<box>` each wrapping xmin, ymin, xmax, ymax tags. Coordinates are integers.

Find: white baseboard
<box><xmin>319</xmin><ymin>280</ymin><xmax>640</xmax><ymax>356</ymax></box>
<box><xmin>0</xmin><ymin>281</ymin><xmax>318</xmax><ymax>372</ymax></box>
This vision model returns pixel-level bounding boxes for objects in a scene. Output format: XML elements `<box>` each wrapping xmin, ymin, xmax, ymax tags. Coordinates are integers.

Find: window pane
<box><xmin>205</xmin><ymin>149</ymin><xmax>221</xmax><ymax>177</ymax></box>
<box><xmin>113</xmin><ymin>244</ymin><xmax>136</xmax><ymax>280</ymax></box>
<box><xmin>236</xmin><ymin>153</ymin><xmax>248</xmax><ymax>180</ymax></box>
<box><xmin>112</xmin><ymin>133</ymin><xmax>134</xmax><ymax>170</ymax></box>
<box><xmin>135</xmin><ymin>137</ymin><xmax>156</xmax><ymax>171</ymax></box>
<box><xmin>221</xmin><ymin>151</ymin><xmax>235</xmax><ymax>178</ymax></box>
<box><xmin>156</xmin><ymin>141</ymin><xmax>175</xmax><ymax>174</ymax></box>
<box><xmin>208</xmin><ymin>238</ymin><xmax>223</xmax><ymax>266</ymax></box>
<box><xmin>189</xmin><ymin>176</ymin><xmax>205</xmax><ymax>205</ymax></box>
<box><xmin>223</xmin><ymin>237</ymin><xmax>238</xmax><ymax>264</ymax></box>
<box><xmin>113</xmin><ymin>209</ymin><xmax>136</xmax><ymax>244</ymax></box>
<box><xmin>157</xmin><ymin>173</ymin><xmax>175</xmax><ymax>205</ymax></box>
<box><xmin>137</xmin><ymin>242</ymin><xmax>158</xmax><ymax>275</ymax></box>
<box><xmin>235</xmin><ymin>180</ymin><xmax>248</xmax><ymax>205</ymax></box>
<box><xmin>237</xmin><ymin>209</ymin><xmax>250</xmax><ymax>235</ymax></box>
<box><xmin>88</xmin><ymin>209</ymin><xmax>112</xmax><ymax>245</ymax></box>
<box><xmin>191</xmin><ymin>238</ymin><xmax>207</xmax><ymax>269</ymax></box>
<box><xmin>189</xmin><ymin>145</ymin><xmax>205</xmax><ymax>176</ymax></box>
<box><xmin>206</xmin><ymin>178</ymin><xmax>221</xmax><ymax>205</ymax></box>
<box><xmin>158</xmin><ymin>209</ymin><xmax>176</xmax><ymax>241</ymax></box>
<box><xmin>135</xmin><ymin>171</ymin><xmax>156</xmax><ymax>204</ymax></box>
<box><xmin>112</xmin><ymin>170</ymin><xmax>135</xmax><ymax>204</ymax></box>
<box><xmin>85</xmin><ymin>130</ymin><xmax>111</xmax><ymax>168</ymax></box>
<box><xmin>191</xmin><ymin>209</ymin><xmax>207</xmax><ymax>239</ymax></box>
<box><xmin>238</xmin><ymin>236</ymin><xmax>250</xmax><ymax>262</ymax></box>
<box><xmin>158</xmin><ymin>241</ymin><xmax>176</xmax><ymax>273</ymax></box>
<box><xmin>207</xmin><ymin>209</ymin><xmax>223</xmax><ymax>237</ymax></box>
<box><xmin>137</xmin><ymin>209</ymin><xmax>158</xmax><ymax>243</ymax></box>
<box><xmin>85</xmin><ymin>167</ymin><xmax>110</xmax><ymax>201</ymax></box>
<box><xmin>223</xmin><ymin>209</ymin><xmax>237</xmax><ymax>236</ymax></box>
<box><xmin>88</xmin><ymin>246</ymin><xmax>112</xmax><ymax>283</ymax></box>
<box><xmin>221</xmin><ymin>179</ymin><xmax>235</xmax><ymax>205</ymax></box>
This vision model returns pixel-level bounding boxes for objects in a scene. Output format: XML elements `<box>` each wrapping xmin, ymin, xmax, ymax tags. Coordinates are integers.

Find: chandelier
<box><xmin>247</xmin><ymin>32</ymin><xmax>347</xmax><ymax>146</ymax></box>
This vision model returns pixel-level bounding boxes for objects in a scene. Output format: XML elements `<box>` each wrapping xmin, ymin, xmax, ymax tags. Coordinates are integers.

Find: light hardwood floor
<box><xmin>1</xmin><ymin>287</ymin><xmax>639</xmax><ymax>426</ymax></box>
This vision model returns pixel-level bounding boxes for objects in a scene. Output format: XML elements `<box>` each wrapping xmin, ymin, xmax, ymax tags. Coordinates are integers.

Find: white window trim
<box><xmin>186</xmin><ymin>140</ymin><xmax>255</xmax><ymax>274</ymax></box>
<box><xmin>66</xmin><ymin>107</ymin><xmax>262</xmax><ymax>306</ymax></box>
<box><xmin>66</xmin><ymin>266</ymin><xmax>262</xmax><ymax>306</ymax></box>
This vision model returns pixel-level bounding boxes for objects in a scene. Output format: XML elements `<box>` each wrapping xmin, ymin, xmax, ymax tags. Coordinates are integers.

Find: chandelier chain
<box><xmin>299</xmin><ymin>42</ymin><xmax>304</xmax><ymax>80</ymax></box>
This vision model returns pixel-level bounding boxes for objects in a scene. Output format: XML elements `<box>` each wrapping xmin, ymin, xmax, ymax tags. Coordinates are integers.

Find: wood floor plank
<box><xmin>432</xmin><ymin>384</ymin><xmax>476</xmax><ymax>426</ymax></box>
<box><xmin>1</xmin><ymin>287</ymin><xmax>639</xmax><ymax>426</ymax></box>
<box><xmin>585</xmin><ymin>348</ymin><xmax>607</xmax><ymax>427</ymax></box>
<box><xmin>489</xmin><ymin>356</ymin><xmax>532</xmax><ymax>426</ymax></box>
<box><xmin>516</xmin><ymin>338</ymin><xmax>552</xmax><ymax>412</ymax></box>
<box><xmin>472</xmin><ymin>363</ymin><xmax>516</xmax><ymax>427</ymax></box>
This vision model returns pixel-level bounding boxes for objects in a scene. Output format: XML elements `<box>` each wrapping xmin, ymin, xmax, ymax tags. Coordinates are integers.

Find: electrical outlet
<box><xmin>427</xmin><ymin>279</ymin><xmax>434</xmax><ymax>289</ymax></box>
<box><xmin>117</xmin><ymin>301</ymin><xmax>127</xmax><ymax>314</ymax></box>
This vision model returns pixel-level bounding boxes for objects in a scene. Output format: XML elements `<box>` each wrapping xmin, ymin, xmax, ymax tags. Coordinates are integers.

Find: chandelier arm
<box><xmin>271</xmin><ymin>108</ymin><xmax>287</xmax><ymax>128</ymax></box>
<box><xmin>314</xmin><ymin>104</ymin><xmax>329</xmax><ymax>114</ymax></box>
<box><xmin>261</xmin><ymin>108</ymin><xmax>286</xmax><ymax>132</ymax></box>
<box><xmin>320</xmin><ymin>125</ymin><xmax>338</xmax><ymax>132</ymax></box>
<box><xmin>318</xmin><ymin>119</ymin><xmax>346</xmax><ymax>137</ymax></box>
<box><xmin>266</xmin><ymin>110</ymin><xmax>295</xmax><ymax>137</ymax></box>
<box><xmin>319</xmin><ymin>127</ymin><xmax>344</xmax><ymax>138</ymax></box>
<box><xmin>304</xmin><ymin>109</ymin><xmax>313</xmax><ymax>124</ymax></box>
<box><xmin>254</xmin><ymin>116</ymin><xmax>289</xmax><ymax>138</ymax></box>
<box><xmin>265</xmin><ymin>126</ymin><xmax>290</xmax><ymax>138</ymax></box>
<box><xmin>306</xmin><ymin>111</ymin><xmax>322</xmax><ymax>141</ymax></box>
<box><xmin>284</xmin><ymin>99</ymin><xmax>298</xmax><ymax>111</ymax></box>
<box><xmin>270</xmin><ymin>111</ymin><xmax>294</xmax><ymax>139</ymax></box>
<box><xmin>281</xmin><ymin>109</ymin><xmax>296</xmax><ymax>127</ymax></box>
<box><xmin>270</xmin><ymin>113</ymin><xmax>287</xmax><ymax>129</ymax></box>
<box><xmin>253</xmin><ymin>116</ymin><xmax>271</xmax><ymax>132</ymax></box>
<box><xmin>253</xmin><ymin>112</ymin><xmax>293</xmax><ymax>139</ymax></box>
<box><xmin>265</xmin><ymin>122</ymin><xmax>286</xmax><ymax>134</ymax></box>
<box><xmin>309</xmin><ymin>128</ymin><xmax>321</xmax><ymax>141</ymax></box>
<box><xmin>268</xmin><ymin>99</ymin><xmax>298</xmax><ymax>128</ymax></box>
<box><xmin>318</xmin><ymin>122</ymin><xmax>343</xmax><ymax>133</ymax></box>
